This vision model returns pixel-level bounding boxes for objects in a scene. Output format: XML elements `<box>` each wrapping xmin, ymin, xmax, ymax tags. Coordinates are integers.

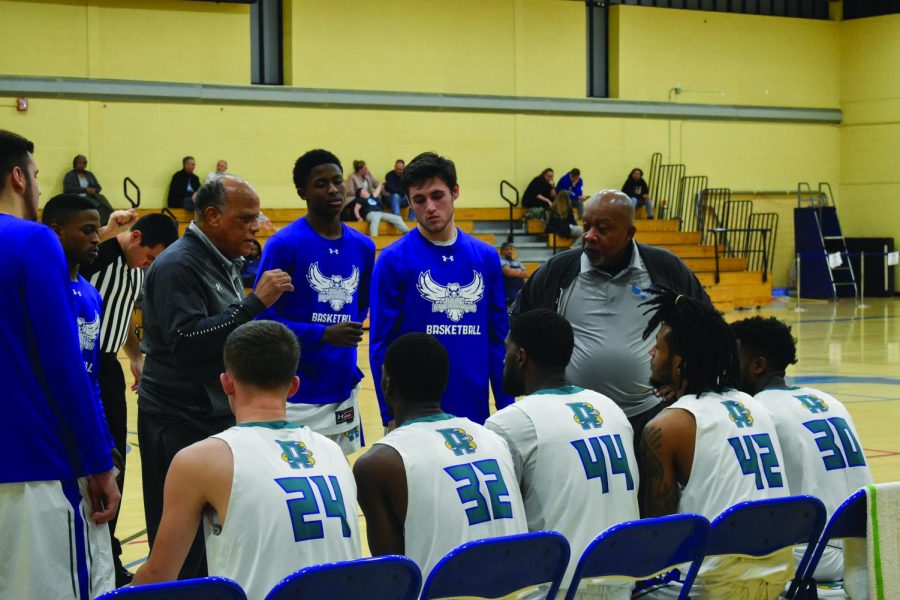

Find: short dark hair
<box><xmin>401</xmin><ymin>152</ymin><xmax>457</xmax><ymax>194</ymax></box>
<box><xmin>541</xmin><ymin>168</ymin><xmax>554</xmax><ymax>177</ymax></box>
<box><xmin>223</xmin><ymin>321</ymin><xmax>300</xmax><ymax>390</ymax></box>
<box><xmin>571</xmin><ymin>168</ymin><xmax>580</xmax><ymax>177</ymax></box>
<box><xmin>352</xmin><ymin>159</ymin><xmax>366</xmax><ymax>172</ymax></box>
<box><xmin>730</xmin><ymin>316</ymin><xmax>798</xmax><ymax>373</ymax></box>
<box><xmin>0</xmin><ymin>130</ymin><xmax>35</xmax><ymax>194</ymax></box>
<box><xmin>182</xmin><ymin>156</ymin><xmax>194</xmax><ymax>167</ymax></box>
<box><xmin>293</xmin><ymin>149</ymin><xmax>342</xmax><ymax>189</ymax></box>
<box><xmin>509</xmin><ymin>309</ymin><xmax>574</xmax><ymax>369</ymax></box>
<box><xmin>641</xmin><ymin>286</ymin><xmax>738</xmax><ymax>396</ymax></box>
<box><xmin>133</xmin><ymin>213</ymin><xmax>179</xmax><ymax>248</ymax></box>
<box><xmin>41</xmin><ymin>194</ymin><xmax>99</xmax><ymax>226</ymax></box>
<box><xmin>72</xmin><ymin>154</ymin><xmax>87</xmax><ymax>169</ymax></box>
<box><xmin>194</xmin><ymin>178</ymin><xmax>227</xmax><ymax>217</ymax></box>
<box><xmin>395</xmin><ymin>159</ymin><xmax>405</xmax><ymax>165</ymax></box>
<box><xmin>500</xmin><ymin>241</ymin><xmax>515</xmax><ymax>250</ymax></box>
<box><xmin>384</xmin><ymin>333</ymin><xmax>449</xmax><ymax>403</ymax></box>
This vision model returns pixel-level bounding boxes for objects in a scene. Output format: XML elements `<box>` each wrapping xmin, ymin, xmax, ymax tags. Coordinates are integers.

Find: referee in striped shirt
<box><xmin>80</xmin><ymin>212</ymin><xmax>178</xmax><ymax>586</ymax></box>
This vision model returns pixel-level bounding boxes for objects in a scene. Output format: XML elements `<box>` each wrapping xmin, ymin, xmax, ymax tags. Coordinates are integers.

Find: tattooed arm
<box><xmin>638</xmin><ymin>408</ymin><xmax>696</xmax><ymax>518</ymax></box>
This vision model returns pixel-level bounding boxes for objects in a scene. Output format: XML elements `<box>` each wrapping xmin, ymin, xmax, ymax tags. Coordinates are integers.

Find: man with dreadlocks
<box><xmin>637</xmin><ymin>287</ymin><xmax>792</xmax><ymax>600</ymax></box>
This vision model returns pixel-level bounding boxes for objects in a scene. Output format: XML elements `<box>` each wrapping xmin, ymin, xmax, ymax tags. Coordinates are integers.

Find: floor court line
<box><xmin>790</xmin><ymin>375</ymin><xmax>900</xmax><ymax>386</ymax></box>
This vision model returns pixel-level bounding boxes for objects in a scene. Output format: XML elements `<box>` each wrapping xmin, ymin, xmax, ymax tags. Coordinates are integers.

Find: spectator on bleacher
<box><xmin>546</xmin><ymin>192</ymin><xmax>583</xmax><ymax>239</ymax></box>
<box><xmin>488</xmin><ymin>309</ymin><xmax>639</xmax><ymax>599</ymax></box>
<box><xmin>499</xmin><ymin>242</ymin><xmax>528</xmax><ymax>307</ymax></box>
<box><xmin>638</xmin><ymin>288</ymin><xmax>792</xmax><ymax>599</ymax></box>
<box><xmin>383</xmin><ymin>158</ymin><xmax>411</xmax><ymax>219</ymax></box>
<box><xmin>555</xmin><ymin>167</ymin><xmax>588</xmax><ymax>220</ymax></box>
<box><xmin>0</xmin><ymin>129</ymin><xmax>119</xmax><ymax>599</ymax></box>
<box><xmin>166</xmin><ymin>156</ymin><xmax>201</xmax><ymax>210</ymax></box>
<box><xmin>204</xmin><ymin>159</ymin><xmax>229</xmax><ymax>184</ymax></box>
<box><xmin>355</xmin><ymin>333</ymin><xmax>526</xmax><ymax>580</ymax></box>
<box><xmin>253</xmin><ymin>149</ymin><xmax>375</xmax><ymax>455</ymax></box>
<box><xmin>138</xmin><ymin>175</ymin><xmax>294</xmax><ymax>579</ymax></box>
<box><xmin>522</xmin><ymin>168</ymin><xmax>556</xmax><ymax>212</ymax></box>
<box><xmin>731</xmin><ymin>316</ymin><xmax>873</xmax><ymax>584</ymax></box>
<box><xmin>241</xmin><ymin>239</ymin><xmax>261</xmax><ymax>288</ymax></box>
<box><xmin>512</xmin><ymin>191</ymin><xmax>709</xmax><ymax>449</ymax></box>
<box><xmin>621</xmin><ymin>167</ymin><xmax>654</xmax><ymax>219</ymax></box>
<box><xmin>133</xmin><ymin>321</ymin><xmax>361</xmax><ymax>599</ymax></box>
<box><xmin>80</xmin><ymin>212</ymin><xmax>179</xmax><ymax>587</ymax></box>
<box><xmin>347</xmin><ymin>160</ymin><xmax>409</xmax><ymax>237</ymax></box>
<box><xmin>64</xmin><ymin>154</ymin><xmax>114</xmax><ymax>224</ymax></box>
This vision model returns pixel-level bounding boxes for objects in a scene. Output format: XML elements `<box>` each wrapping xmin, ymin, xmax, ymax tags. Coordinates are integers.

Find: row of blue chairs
<box><xmin>99</xmin><ymin>491</ymin><xmax>867</xmax><ymax>600</ymax></box>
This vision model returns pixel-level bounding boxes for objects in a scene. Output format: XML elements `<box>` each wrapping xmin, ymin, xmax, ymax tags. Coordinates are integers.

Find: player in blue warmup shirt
<box><xmin>42</xmin><ymin>194</ymin><xmax>119</xmax><ymax>460</ymax></box>
<box><xmin>370</xmin><ymin>152</ymin><xmax>513</xmax><ymax>429</ymax></box>
<box><xmin>0</xmin><ymin>130</ymin><xmax>119</xmax><ymax>598</ymax></box>
<box><xmin>255</xmin><ymin>150</ymin><xmax>376</xmax><ymax>454</ymax></box>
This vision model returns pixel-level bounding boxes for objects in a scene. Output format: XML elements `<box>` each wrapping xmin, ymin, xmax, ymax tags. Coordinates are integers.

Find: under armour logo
<box><xmin>215</xmin><ymin>283</ymin><xmax>224</xmax><ymax>292</ymax></box>
<box><xmin>72</xmin><ymin>289</ymin><xmax>82</xmax><ymax>297</ymax></box>
<box><xmin>329</xmin><ymin>249</ymin><xmax>340</xmax><ymax>255</ymax></box>
<box><xmin>442</xmin><ymin>256</ymin><xmax>454</xmax><ymax>262</ymax></box>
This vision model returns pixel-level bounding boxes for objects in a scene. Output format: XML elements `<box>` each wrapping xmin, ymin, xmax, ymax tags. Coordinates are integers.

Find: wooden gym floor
<box><xmin>115</xmin><ymin>297</ymin><xmax>900</xmax><ymax>569</ymax></box>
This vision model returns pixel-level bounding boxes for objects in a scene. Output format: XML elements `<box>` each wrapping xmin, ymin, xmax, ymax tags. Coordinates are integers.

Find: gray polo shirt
<box><xmin>560</xmin><ymin>242</ymin><xmax>659</xmax><ymax>417</ymax></box>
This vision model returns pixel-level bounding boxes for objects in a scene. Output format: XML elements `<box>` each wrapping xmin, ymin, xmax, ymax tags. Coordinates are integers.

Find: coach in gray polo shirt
<box><xmin>512</xmin><ymin>190</ymin><xmax>710</xmax><ymax>443</ymax></box>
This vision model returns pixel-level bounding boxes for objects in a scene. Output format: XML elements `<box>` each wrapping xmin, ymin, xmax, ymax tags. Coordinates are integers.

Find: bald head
<box><xmin>585</xmin><ymin>189</ymin><xmax>635</xmax><ymax>226</ymax></box>
<box><xmin>582</xmin><ymin>189</ymin><xmax>637</xmax><ymax>269</ymax></box>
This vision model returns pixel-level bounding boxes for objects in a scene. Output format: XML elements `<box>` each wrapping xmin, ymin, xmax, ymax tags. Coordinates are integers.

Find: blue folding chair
<box><xmin>96</xmin><ymin>576</ymin><xmax>246</xmax><ymax>599</ymax></box>
<box><xmin>264</xmin><ymin>555</ymin><xmax>421</xmax><ymax>600</ymax></box>
<box><xmin>565</xmin><ymin>514</ymin><xmax>710</xmax><ymax>600</ymax></box>
<box><xmin>787</xmin><ymin>488</ymin><xmax>867</xmax><ymax>599</ymax></box>
<box><xmin>706</xmin><ymin>495</ymin><xmax>826</xmax><ymax>598</ymax></box>
<box><xmin>420</xmin><ymin>531</ymin><xmax>570</xmax><ymax>600</ymax></box>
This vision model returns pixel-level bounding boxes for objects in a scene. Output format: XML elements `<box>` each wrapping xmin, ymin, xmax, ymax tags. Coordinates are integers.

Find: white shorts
<box><xmin>285</xmin><ymin>385</ymin><xmax>362</xmax><ymax>456</ymax></box>
<box><xmin>0</xmin><ymin>479</ymin><xmax>114</xmax><ymax>599</ymax></box>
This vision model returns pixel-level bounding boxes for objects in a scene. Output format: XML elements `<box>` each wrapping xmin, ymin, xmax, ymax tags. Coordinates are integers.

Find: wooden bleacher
<box><xmin>141</xmin><ymin>206</ymin><xmax>771</xmax><ymax>311</ymax></box>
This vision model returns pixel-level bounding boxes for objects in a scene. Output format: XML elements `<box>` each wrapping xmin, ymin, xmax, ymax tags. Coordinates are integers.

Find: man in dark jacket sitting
<box><xmin>166</xmin><ymin>156</ymin><xmax>201</xmax><ymax>210</ymax></box>
<box><xmin>512</xmin><ymin>190</ymin><xmax>710</xmax><ymax>447</ymax></box>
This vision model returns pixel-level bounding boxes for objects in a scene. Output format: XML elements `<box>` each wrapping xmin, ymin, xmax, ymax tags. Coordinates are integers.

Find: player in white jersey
<box><xmin>354</xmin><ymin>333</ymin><xmax>527</xmax><ymax>580</ymax></box>
<box><xmin>637</xmin><ymin>288</ymin><xmax>791</xmax><ymax>600</ymax></box>
<box><xmin>732</xmin><ymin>316</ymin><xmax>872</xmax><ymax>583</ymax></box>
<box><xmin>133</xmin><ymin>321</ymin><xmax>361</xmax><ymax>599</ymax></box>
<box><xmin>487</xmin><ymin>309</ymin><xmax>639</xmax><ymax>599</ymax></box>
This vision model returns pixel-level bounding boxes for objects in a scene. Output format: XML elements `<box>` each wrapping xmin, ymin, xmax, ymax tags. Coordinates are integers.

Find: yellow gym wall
<box><xmin>838</xmin><ymin>12</ymin><xmax>900</xmax><ymax>290</ymax></box>
<box><xmin>0</xmin><ymin>0</ymin><xmax>845</xmax><ymax>222</ymax></box>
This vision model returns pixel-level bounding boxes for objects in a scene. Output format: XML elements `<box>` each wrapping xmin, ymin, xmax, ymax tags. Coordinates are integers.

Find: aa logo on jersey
<box><xmin>417</xmin><ymin>270</ymin><xmax>484</xmax><ymax>322</ymax></box>
<box><xmin>722</xmin><ymin>400</ymin><xmax>754</xmax><ymax>428</ymax></box>
<box><xmin>78</xmin><ymin>311</ymin><xmax>101</xmax><ymax>351</ymax></box>
<box><xmin>307</xmin><ymin>263</ymin><xmax>359</xmax><ymax>311</ymax></box>
<box><xmin>277</xmin><ymin>440</ymin><xmax>316</xmax><ymax>469</ymax></box>
<box><xmin>437</xmin><ymin>427</ymin><xmax>477</xmax><ymax>456</ymax></box>
<box><xmin>794</xmin><ymin>394</ymin><xmax>829</xmax><ymax>414</ymax></box>
<box><xmin>567</xmin><ymin>402</ymin><xmax>603</xmax><ymax>430</ymax></box>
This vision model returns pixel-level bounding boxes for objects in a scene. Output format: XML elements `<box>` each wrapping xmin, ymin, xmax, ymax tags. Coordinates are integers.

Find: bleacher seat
<box><xmin>96</xmin><ymin>576</ymin><xmax>246</xmax><ymax>599</ymax></box>
<box><xmin>420</xmin><ymin>531</ymin><xmax>570</xmax><ymax>600</ymax></box>
<box><xmin>565</xmin><ymin>514</ymin><xmax>709</xmax><ymax>600</ymax></box>
<box><xmin>264</xmin><ymin>555</ymin><xmax>421</xmax><ymax>600</ymax></box>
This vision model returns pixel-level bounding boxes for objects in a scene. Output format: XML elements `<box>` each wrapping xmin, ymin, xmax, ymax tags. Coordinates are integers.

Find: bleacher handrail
<box><xmin>123</xmin><ymin>176</ymin><xmax>140</xmax><ymax>208</ymax></box>
<box><xmin>499</xmin><ymin>179</ymin><xmax>520</xmax><ymax>244</ymax></box>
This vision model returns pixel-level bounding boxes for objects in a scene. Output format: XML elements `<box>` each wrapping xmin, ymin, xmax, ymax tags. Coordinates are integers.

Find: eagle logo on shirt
<box><xmin>417</xmin><ymin>270</ymin><xmax>484</xmax><ymax>323</ymax></box>
<box><xmin>307</xmin><ymin>263</ymin><xmax>359</xmax><ymax>311</ymax></box>
<box><xmin>77</xmin><ymin>311</ymin><xmax>101</xmax><ymax>351</ymax></box>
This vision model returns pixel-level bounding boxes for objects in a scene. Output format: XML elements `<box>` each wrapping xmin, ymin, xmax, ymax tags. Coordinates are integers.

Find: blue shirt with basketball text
<box><xmin>370</xmin><ymin>228</ymin><xmax>514</xmax><ymax>425</ymax></box>
<box><xmin>255</xmin><ymin>218</ymin><xmax>375</xmax><ymax>406</ymax></box>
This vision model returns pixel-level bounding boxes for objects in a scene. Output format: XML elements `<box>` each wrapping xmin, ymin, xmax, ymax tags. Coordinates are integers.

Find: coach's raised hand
<box><xmin>253</xmin><ymin>268</ymin><xmax>294</xmax><ymax>306</ymax></box>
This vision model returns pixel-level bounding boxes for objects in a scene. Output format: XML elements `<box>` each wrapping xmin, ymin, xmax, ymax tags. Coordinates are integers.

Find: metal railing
<box><xmin>650</xmin><ymin>163</ymin><xmax>685</xmax><ymax>221</ymax></box>
<box><xmin>673</xmin><ymin>175</ymin><xmax>708</xmax><ymax>232</ymax></box>
<box><xmin>697</xmin><ymin>188</ymin><xmax>732</xmax><ymax>244</ymax></box>
<box><xmin>711</xmin><ymin>227</ymin><xmax>771</xmax><ymax>284</ymax></box>
<box><xmin>123</xmin><ymin>176</ymin><xmax>140</xmax><ymax>208</ymax></box>
<box><xmin>647</xmin><ymin>152</ymin><xmax>662</xmax><ymax>195</ymax></box>
<box><xmin>499</xmin><ymin>179</ymin><xmax>519</xmax><ymax>244</ymax></box>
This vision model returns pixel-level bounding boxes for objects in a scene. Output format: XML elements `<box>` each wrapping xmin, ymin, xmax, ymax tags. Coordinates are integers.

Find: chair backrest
<box><xmin>420</xmin><ymin>531</ymin><xmax>570</xmax><ymax>600</ymax></box>
<box><xmin>707</xmin><ymin>495</ymin><xmax>826</xmax><ymax>596</ymax></box>
<box><xmin>264</xmin><ymin>555</ymin><xmax>421</xmax><ymax>600</ymax></box>
<box><xmin>787</xmin><ymin>488</ymin><xmax>867</xmax><ymax>599</ymax></box>
<box><xmin>565</xmin><ymin>514</ymin><xmax>710</xmax><ymax>600</ymax></box>
<box><xmin>95</xmin><ymin>576</ymin><xmax>246</xmax><ymax>600</ymax></box>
